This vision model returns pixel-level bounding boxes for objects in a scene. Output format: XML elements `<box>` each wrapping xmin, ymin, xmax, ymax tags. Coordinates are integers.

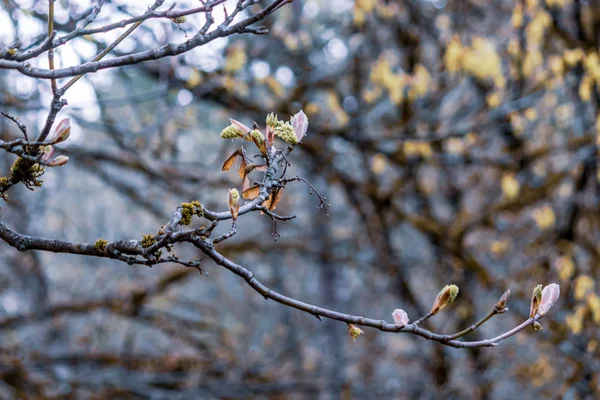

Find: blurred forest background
<box><xmin>0</xmin><ymin>0</ymin><xmax>599</xmax><ymax>398</ymax></box>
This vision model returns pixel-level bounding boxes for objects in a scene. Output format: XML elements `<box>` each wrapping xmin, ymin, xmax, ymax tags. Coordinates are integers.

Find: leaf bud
<box><xmin>431</xmin><ymin>284</ymin><xmax>459</xmax><ymax>315</ymax></box>
<box><xmin>348</xmin><ymin>324</ymin><xmax>364</xmax><ymax>342</ymax></box>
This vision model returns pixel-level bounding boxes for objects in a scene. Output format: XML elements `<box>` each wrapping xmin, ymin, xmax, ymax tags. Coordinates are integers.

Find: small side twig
<box><xmin>281</xmin><ymin>175</ymin><xmax>330</xmax><ymax>212</ymax></box>
<box><xmin>213</xmin><ymin>221</ymin><xmax>237</xmax><ymax>244</ymax></box>
<box><xmin>1</xmin><ymin>112</ymin><xmax>28</xmax><ymax>140</ymax></box>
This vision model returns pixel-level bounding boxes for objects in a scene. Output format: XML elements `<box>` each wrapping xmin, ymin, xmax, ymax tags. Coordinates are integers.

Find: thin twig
<box><xmin>47</xmin><ymin>0</ymin><xmax>57</xmax><ymax>95</ymax></box>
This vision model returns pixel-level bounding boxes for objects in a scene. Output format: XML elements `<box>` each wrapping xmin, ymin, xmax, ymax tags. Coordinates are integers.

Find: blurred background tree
<box><xmin>0</xmin><ymin>0</ymin><xmax>598</xmax><ymax>398</ymax></box>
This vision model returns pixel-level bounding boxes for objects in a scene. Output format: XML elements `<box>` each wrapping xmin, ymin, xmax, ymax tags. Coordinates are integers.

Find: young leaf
<box><xmin>391</xmin><ymin>309</ymin><xmax>409</xmax><ymax>326</ymax></box>
<box><xmin>47</xmin><ymin>155</ymin><xmax>69</xmax><ymax>167</ymax></box>
<box><xmin>266</xmin><ymin>112</ymin><xmax>278</xmax><ymax>145</ymax></box>
<box><xmin>529</xmin><ymin>284</ymin><xmax>543</xmax><ymax>318</ymax></box>
<box><xmin>228</xmin><ymin>188</ymin><xmax>240</xmax><ymax>220</ymax></box>
<box><xmin>538</xmin><ymin>283</ymin><xmax>560</xmax><ymax>316</ymax></box>
<box><xmin>49</xmin><ymin>117</ymin><xmax>71</xmax><ymax>144</ymax></box>
<box><xmin>230</xmin><ymin>118</ymin><xmax>251</xmax><ymax>137</ymax></box>
<box><xmin>40</xmin><ymin>145</ymin><xmax>54</xmax><ymax>163</ymax></box>
<box><xmin>250</xmin><ymin>129</ymin><xmax>267</xmax><ymax>155</ymax></box>
<box><xmin>348</xmin><ymin>324</ymin><xmax>364</xmax><ymax>342</ymax></box>
<box><xmin>495</xmin><ymin>289</ymin><xmax>511</xmax><ymax>312</ymax></box>
<box><xmin>290</xmin><ymin>109</ymin><xmax>308</xmax><ymax>142</ymax></box>
<box><xmin>431</xmin><ymin>284</ymin><xmax>459</xmax><ymax>315</ymax></box>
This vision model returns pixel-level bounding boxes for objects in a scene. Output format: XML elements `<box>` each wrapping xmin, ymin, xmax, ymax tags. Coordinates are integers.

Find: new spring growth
<box><xmin>431</xmin><ymin>284</ymin><xmax>459</xmax><ymax>315</ymax></box>
<box><xmin>529</xmin><ymin>284</ymin><xmax>543</xmax><ymax>318</ymax></box>
<box><xmin>250</xmin><ymin>129</ymin><xmax>267</xmax><ymax>154</ymax></box>
<box><xmin>290</xmin><ymin>109</ymin><xmax>308</xmax><ymax>142</ymax></box>
<box><xmin>221</xmin><ymin>125</ymin><xmax>243</xmax><ymax>139</ymax></box>
<box><xmin>391</xmin><ymin>309</ymin><xmax>410</xmax><ymax>326</ymax></box>
<box><xmin>266</xmin><ymin>112</ymin><xmax>278</xmax><ymax>145</ymax></box>
<box><xmin>273</xmin><ymin>121</ymin><xmax>297</xmax><ymax>145</ymax></box>
<box><xmin>266</xmin><ymin>113</ymin><xmax>278</xmax><ymax>130</ymax></box>
<box><xmin>170</xmin><ymin>16</ymin><xmax>187</xmax><ymax>24</ymax></box>
<box><xmin>47</xmin><ymin>155</ymin><xmax>69</xmax><ymax>167</ymax></box>
<box><xmin>348</xmin><ymin>324</ymin><xmax>364</xmax><ymax>342</ymax></box>
<box><xmin>229</xmin><ymin>119</ymin><xmax>252</xmax><ymax>137</ymax></box>
<box><xmin>495</xmin><ymin>289</ymin><xmax>511</xmax><ymax>313</ymax></box>
<box><xmin>228</xmin><ymin>188</ymin><xmax>240</xmax><ymax>220</ymax></box>
<box><xmin>40</xmin><ymin>145</ymin><xmax>54</xmax><ymax>163</ymax></box>
<box><xmin>49</xmin><ymin>117</ymin><xmax>71</xmax><ymax>144</ymax></box>
<box><xmin>537</xmin><ymin>283</ymin><xmax>560</xmax><ymax>317</ymax></box>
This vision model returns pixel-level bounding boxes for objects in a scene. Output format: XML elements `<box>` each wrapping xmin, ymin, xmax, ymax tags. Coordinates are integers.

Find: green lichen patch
<box><xmin>180</xmin><ymin>201</ymin><xmax>203</xmax><ymax>225</ymax></box>
<box><xmin>94</xmin><ymin>239</ymin><xmax>108</xmax><ymax>251</ymax></box>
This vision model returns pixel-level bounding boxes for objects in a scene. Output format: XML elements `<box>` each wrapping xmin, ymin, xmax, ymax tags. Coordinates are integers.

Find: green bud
<box><xmin>266</xmin><ymin>113</ymin><xmax>278</xmax><ymax>130</ymax></box>
<box><xmin>250</xmin><ymin>129</ymin><xmax>265</xmax><ymax>144</ymax></box>
<box><xmin>171</xmin><ymin>16</ymin><xmax>187</xmax><ymax>24</ymax></box>
<box><xmin>228</xmin><ymin>188</ymin><xmax>240</xmax><ymax>220</ymax></box>
<box><xmin>529</xmin><ymin>284</ymin><xmax>543</xmax><ymax>318</ymax></box>
<box><xmin>273</xmin><ymin>121</ymin><xmax>298</xmax><ymax>145</ymax></box>
<box><xmin>348</xmin><ymin>324</ymin><xmax>364</xmax><ymax>342</ymax></box>
<box><xmin>220</xmin><ymin>125</ymin><xmax>243</xmax><ymax>139</ymax></box>
<box><xmin>431</xmin><ymin>284</ymin><xmax>459</xmax><ymax>315</ymax></box>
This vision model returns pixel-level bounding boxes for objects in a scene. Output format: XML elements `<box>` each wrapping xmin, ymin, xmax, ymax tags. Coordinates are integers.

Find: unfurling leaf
<box><xmin>495</xmin><ymin>289</ymin><xmax>511</xmax><ymax>312</ymax></box>
<box><xmin>228</xmin><ymin>188</ymin><xmax>240</xmax><ymax>220</ymax></box>
<box><xmin>431</xmin><ymin>284</ymin><xmax>459</xmax><ymax>315</ymax></box>
<box><xmin>266</xmin><ymin>112</ymin><xmax>278</xmax><ymax>130</ymax></box>
<box><xmin>266</xmin><ymin>112</ymin><xmax>278</xmax><ymax>145</ymax></box>
<box><xmin>267</xmin><ymin>113</ymin><xmax>279</xmax><ymax>146</ymax></box>
<box><xmin>222</xmin><ymin>149</ymin><xmax>242</xmax><ymax>171</ymax></box>
<box><xmin>529</xmin><ymin>284</ymin><xmax>543</xmax><ymax>318</ymax></box>
<box><xmin>47</xmin><ymin>155</ymin><xmax>69</xmax><ymax>167</ymax></box>
<box><xmin>50</xmin><ymin>118</ymin><xmax>71</xmax><ymax>144</ymax></box>
<box><xmin>242</xmin><ymin>185</ymin><xmax>260</xmax><ymax>200</ymax></box>
<box><xmin>537</xmin><ymin>283</ymin><xmax>560</xmax><ymax>316</ymax></box>
<box><xmin>250</xmin><ymin>129</ymin><xmax>267</xmax><ymax>155</ymax></box>
<box><xmin>229</xmin><ymin>118</ymin><xmax>251</xmax><ymax>137</ymax></box>
<box><xmin>290</xmin><ymin>109</ymin><xmax>309</xmax><ymax>142</ymax></box>
<box><xmin>40</xmin><ymin>145</ymin><xmax>54</xmax><ymax>163</ymax></box>
<box><xmin>348</xmin><ymin>324</ymin><xmax>364</xmax><ymax>342</ymax></box>
<box><xmin>391</xmin><ymin>309</ymin><xmax>409</xmax><ymax>326</ymax></box>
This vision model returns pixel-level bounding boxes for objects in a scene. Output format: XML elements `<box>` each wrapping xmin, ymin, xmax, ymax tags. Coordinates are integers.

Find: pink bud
<box><xmin>290</xmin><ymin>110</ymin><xmax>308</xmax><ymax>142</ymax></box>
<box><xmin>47</xmin><ymin>155</ymin><xmax>69</xmax><ymax>167</ymax></box>
<box><xmin>40</xmin><ymin>145</ymin><xmax>54</xmax><ymax>163</ymax></box>
<box><xmin>229</xmin><ymin>118</ymin><xmax>251</xmax><ymax>135</ymax></box>
<box><xmin>391</xmin><ymin>309</ymin><xmax>409</xmax><ymax>326</ymax></box>
<box><xmin>538</xmin><ymin>283</ymin><xmax>560</xmax><ymax>316</ymax></box>
<box><xmin>50</xmin><ymin>118</ymin><xmax>71</xmax><ymax>144</ymax></box>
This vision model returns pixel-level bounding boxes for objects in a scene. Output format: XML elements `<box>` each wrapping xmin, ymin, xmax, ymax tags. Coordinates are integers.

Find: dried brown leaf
<box><xmin>243</xmin><ymin>185</ymin><xmax>260</xmax><ymax>200</ymax></box>
<box><xmin>222</xmin><ymin>149</ymin><xmax>241</xmax><ymax>171</ymax></box>
<box><xmin>270</xmin><ymin>187</ymin><xmax>285</xmax><ymax>211</ymax></box>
